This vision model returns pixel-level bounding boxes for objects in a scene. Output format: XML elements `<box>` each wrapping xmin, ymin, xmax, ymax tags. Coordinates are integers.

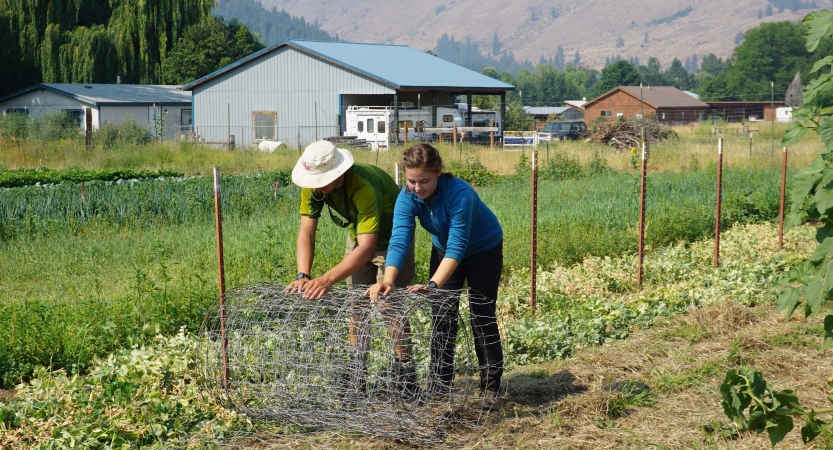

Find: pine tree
<box><xmin>766</xmin><ymin>4</ymin><xmax>773</xmax><ymax>16</ymax></box>
<box><xmin>573</xmin><ymin>50</ymin><xmax>581</xmax><ymax>67</ymax></box>
<box><xmin>492</xmin><ymin>33</ymin><xmax>501</xmax><ymax>56</ymax></box>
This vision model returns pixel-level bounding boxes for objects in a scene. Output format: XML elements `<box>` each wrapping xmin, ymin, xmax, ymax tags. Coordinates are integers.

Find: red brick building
<box><xmin>584</xmin><ymin>86</ymin><xmax>711</xmax><ymax>125</ymax></box>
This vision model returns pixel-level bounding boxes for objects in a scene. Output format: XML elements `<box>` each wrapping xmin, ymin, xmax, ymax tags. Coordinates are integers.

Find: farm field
<box><xmin>0</xmin><ymin>131</ymin><xmax>828</xmax><ymax>448</ymax></box>
<box><xmin>1</xmin><ymin>223</ymin><xmax>827</xmax><ymax>449</ymax></box>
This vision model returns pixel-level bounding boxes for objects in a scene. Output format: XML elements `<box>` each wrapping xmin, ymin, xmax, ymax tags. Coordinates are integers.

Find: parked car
<box><xmin>538</xmin><ymin>120</ymin><xmax>589</xmax><ymax>141</ymax></box>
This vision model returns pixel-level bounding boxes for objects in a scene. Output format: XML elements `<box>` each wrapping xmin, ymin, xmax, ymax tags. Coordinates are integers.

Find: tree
<box><xmin>0</xmin><ymin>0</ymin><xmax>213</xmax><ymax>89</ymax></box>
<box><xmin>759</xmin><ymin>9</ymin><xmax>763</xmax><ymax>19</ymax></box>
<box><xmin>615</xmin><ymin>37</ymin><xmax>624</xmax><ymax>48</ymax></box>
<box><xmin>699</xmin><ymin>53</ymin><xmax>726</xmax><ymax>76</ymax></box>
<box><xmin>664</xmin><ymin>57</ymin><xmax>693</xmax><ymax>90</ymax></box>
<box><xmin>638</xmin><ymin>57</ymin><xmax>664</xmax><ymax>86</ymax></box>
<box><xmin>162</xmin><ymin>16</ymin><xmax>265</xmax><ymax>85</ymax></box>
<box><xmin>735</xmin><ymin>31</ymin><xmax>745</xmax><ymax>45</ymax></box>
<box><xmin>766</xmin><ymin>3</ymin><xmax>773</xmax><ymax>16</ymax></box>
<box><xmin>553</xmin><ymin>45</ymin><xmax>565</xmax><ymax>70</ymax></box>
<box><xmin>573</xmin><ymin>50</ymin><xmax>581</xmax><ymax>67</ymax></box>
<box><xmin>492</xmin><ymin>33</ymin><xmax>501</xmax><ymax>55</ymax></box>
<box><xmin>726</xmin><ymin>21</ymin><xmax>814</xmax><ymax>100</ymax></box>
<box><xmin>596</xmin><ymin>60</ymin><xmax>642</xmax><ymax>96</ymax></box>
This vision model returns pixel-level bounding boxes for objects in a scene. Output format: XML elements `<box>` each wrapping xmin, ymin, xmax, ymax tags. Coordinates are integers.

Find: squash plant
<box><xmin>720</xmin><ymin>9</ymin><xmax>833</xmax><ymax>446</ymax></box>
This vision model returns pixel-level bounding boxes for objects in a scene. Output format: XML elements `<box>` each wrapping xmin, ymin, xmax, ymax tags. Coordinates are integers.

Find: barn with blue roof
<box><xmin>182</xmin><ymin>39</ymin><xmax>515</xmax><ymax>148</ymax></box>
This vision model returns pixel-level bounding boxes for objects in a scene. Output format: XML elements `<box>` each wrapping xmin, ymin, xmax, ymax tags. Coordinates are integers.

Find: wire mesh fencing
<box><xmin>199</xmin><ymin>283</ymin><xmax>505</xmax><ymax>445</ymax></box>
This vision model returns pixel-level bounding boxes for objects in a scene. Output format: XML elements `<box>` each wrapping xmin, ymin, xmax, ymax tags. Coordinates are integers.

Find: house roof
<box><xmin>564</xmin><ymin>100</ymin><xmax>587</xmax><ymax>109</ymax></box>
<box><xmin>0</xmin><ymin>83</ymin><xmax>191</xmax><ymax>106</ymax></box>
<box><xmin>586</xmin><ymin>86</ymin><xmax>710</xmax><ymax>109</ymax></box>
<box><xmin>523</xmin><ymin>106</ymin><xmax>572</xmax><ymax>115</ymax></box>
<box><xmin>182</xmin><ymin>39</ymin><xmax>515</xmax><ymax>92</ymax></box>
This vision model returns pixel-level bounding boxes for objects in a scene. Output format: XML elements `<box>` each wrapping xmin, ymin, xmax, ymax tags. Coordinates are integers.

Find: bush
<box><xmin>451</xmin><ymin>155</ymin><xmax>499</xmax><ymax>186</ymax></box>
<box><xmin>93</xmin><ymin>116</ymin><xmax>152</xmax><ymax>148</ymax></box>
<box><xmin>0</xmin><ymin>111</ymin><xmax>81</xmax><ymax>142</ymax></box>
<box><xmin>539</xmin><ymin>152</ymin><xmax>583</xmax><ymax>180</ymax></box>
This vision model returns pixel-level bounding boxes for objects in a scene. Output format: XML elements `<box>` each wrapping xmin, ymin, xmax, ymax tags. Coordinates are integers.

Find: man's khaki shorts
<box><xmin>345</xmin><ymin>235</ymin><xmax>415</xmax><ymax>288</ymax></box>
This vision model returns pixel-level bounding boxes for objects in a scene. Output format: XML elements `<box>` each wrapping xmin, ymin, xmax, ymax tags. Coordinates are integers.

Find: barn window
<box><xmin>616</xmin><ymin>112</ymin><xmax>624</xmax><ymax>117</ymax></box>
<box><xmin>5</xmin><ymin>108</ymin><xmax>28</xmax><ymax>116</ymax></box>
<box><xmin>681</xmin><ymin>111</ymin><xmax>685</xmax><ymax>119</ymax></box>
<box><xmin>601</xmin><ymin>110</ymin><xmax>612</xmax><ymax>117</ymax></box>
<box><xmin>252</xmin><ymin>111</ymin><xmax>277</xmax><ymax>141</ymax></box>
<box><xmin>357</xmin><ymin>121</ymin><xmax>364</xmax><ymax>132</ymax></box>
<box><xmin>661</xmin><ymin>113</ymin><xmax>666</xmax><ymax>120</ymax></box>
<box><xmin>367</xmin><ymin>119</ymin><xmax>374</xmax><ymax>132</ymax></box>
<box><xmin>378</xmin><ymin>120</ymin><xmax>385</xmax><ymax>133</ymax></box>
<box><xmin>62</xmin><ymin>109</ymin><xmax>84</xmax><ymax>127</ymax></box>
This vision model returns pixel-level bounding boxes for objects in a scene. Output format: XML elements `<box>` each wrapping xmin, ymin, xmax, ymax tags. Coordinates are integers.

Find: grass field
<box><xmin>0</xmin><ymin>128</ymin><xmax>827</xmax><ymax>446</ymax></box>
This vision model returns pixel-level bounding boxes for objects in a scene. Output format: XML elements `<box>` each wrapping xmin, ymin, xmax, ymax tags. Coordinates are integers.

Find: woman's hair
<box><xmin>402</xmin><ymin>143</ymin><xmax>443</xmax><ymax>173</ymax></box>
<box><xmin>402</xmin><ymin>143</ymin><xmax>452</xmax><ymax>178</ymax></box>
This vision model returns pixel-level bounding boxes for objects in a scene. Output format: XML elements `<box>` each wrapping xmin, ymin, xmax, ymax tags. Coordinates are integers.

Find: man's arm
<box><xmin>302</xmin><ymin>232</ymin><xmax>378</xmax><ymax>299</ymax></box>
<box><xmin>284</xmin><ymin>215</ymin><xmax>318</xmax><ymax>293</ymax></box>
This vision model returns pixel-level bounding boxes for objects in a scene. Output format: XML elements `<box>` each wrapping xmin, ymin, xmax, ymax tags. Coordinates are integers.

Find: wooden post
<box><xmin>490</xmin><ymin>119</ymin><xmax>495</xmax><ymax>149</ymax></box>
<box><xmin>715</xmin><ymin>138</ymin><xmax>724</xmax><ymax>267</ymax></box>
<box><xmin>637</xmin><ymin>141</ymin><xmax>648</xmax><ymax>285</ymax></box>
<box><xmin>452</xmin><ymin>124</ymin><xmax>457</xmax><ymax>151</ymax></box>
<box><xmin>779</xmin><ymin>147</ymin><xmax>788</xmax><ymax>250</ymax></box>
<box><xmin>213</xmin><ymin>167</ymin><xmax>230</xmax><ymax>390</ymax></box>
<box><xmin>531</xmin><ymin>150</ymin><xmax>538</xmax><ymax>309</ymax></box>
<box><xmin>404</xmin><ymin>121</ymin><xmax>408</xmax><ymax>147</ymax></box>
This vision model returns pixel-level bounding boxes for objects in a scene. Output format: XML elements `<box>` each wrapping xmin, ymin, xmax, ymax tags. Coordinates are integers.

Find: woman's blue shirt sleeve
<box><xmin>385</xmin><ymin>189</ymin><xmax>417</xmax><ymax>270</ymax></box>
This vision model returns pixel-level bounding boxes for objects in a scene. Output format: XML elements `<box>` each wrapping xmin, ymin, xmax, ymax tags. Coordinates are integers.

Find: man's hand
<box><xmin>284</xmin><ymin>278</ymin><xmax>310</xmax><ymax>293</ymax></box>
<box><xmin>365</xmin><ymin>282</ymin><xmax>394</xmax><ymax>303</ymax></box>
<box><xmin>301</xmin><ymin>276</ymin><xmax>335</xmax><ymax>300</ymax></box>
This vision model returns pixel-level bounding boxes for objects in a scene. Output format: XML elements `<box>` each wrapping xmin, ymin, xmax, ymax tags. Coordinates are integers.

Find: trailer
<box><xmin>342</xmin><ymin>103</ymin><xmax>502</xmax><ymax>150</ymax></box>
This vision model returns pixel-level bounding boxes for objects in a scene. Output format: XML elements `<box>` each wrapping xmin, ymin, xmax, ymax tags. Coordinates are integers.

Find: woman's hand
<box><xmin>406</xmin><ymin>284</ymin><xmax>430</xmax><ymax>295</ymax></box>
<box><xmin>365</xmin><ymin>282</ymin><xmax>394</xmax><ymax>303</ymax></box>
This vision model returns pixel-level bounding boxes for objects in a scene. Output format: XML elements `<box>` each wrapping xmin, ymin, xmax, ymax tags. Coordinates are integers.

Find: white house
<box><xmin>0</xmin><ymin>83</ymin><xmax>192</xmax><ymax>139</ymax></box>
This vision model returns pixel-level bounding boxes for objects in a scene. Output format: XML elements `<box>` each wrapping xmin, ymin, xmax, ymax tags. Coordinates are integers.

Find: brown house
<box><xmin>584</xmin><ymin>86</ymin><xmax>711</xmax><ymax>125</ymax></box>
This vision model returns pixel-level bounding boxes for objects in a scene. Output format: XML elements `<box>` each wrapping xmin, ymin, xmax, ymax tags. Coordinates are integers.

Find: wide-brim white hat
<box><xmin>291</xmin><ymin>140</ymin><xmax>355</xmax><ymax>189</ymax></box>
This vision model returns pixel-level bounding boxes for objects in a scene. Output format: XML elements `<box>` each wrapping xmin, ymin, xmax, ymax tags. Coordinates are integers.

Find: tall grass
<box><xmin>0</xmin><ymin>120</ymin><xmax>823</xmax><ymax>176</ymax></box>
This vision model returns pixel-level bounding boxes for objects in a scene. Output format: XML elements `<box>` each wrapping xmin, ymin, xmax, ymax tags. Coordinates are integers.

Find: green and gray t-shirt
<box><xmin>299</xmin><ymin>163</ymin><xmax>399</xmax><ymax>251</ymax></box>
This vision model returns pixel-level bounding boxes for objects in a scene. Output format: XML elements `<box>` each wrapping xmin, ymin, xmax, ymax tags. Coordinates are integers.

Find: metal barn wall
<box><xmin>191</xmin><ymin>46</ymin><xmax>395</xmax><ymax>148</ymax></box>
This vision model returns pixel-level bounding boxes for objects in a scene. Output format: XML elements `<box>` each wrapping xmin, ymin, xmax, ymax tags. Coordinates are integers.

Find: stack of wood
<box><xmin>590</xmin><ymin>118</ymin><xmax>678</xmax><ymax>150</ymax></box>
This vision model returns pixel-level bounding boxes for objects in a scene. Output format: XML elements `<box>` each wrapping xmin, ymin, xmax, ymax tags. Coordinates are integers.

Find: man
<box><xmin>285</xmin><ymin>140</ymin><xmax>416</xmax><ymax>396</ymax></box>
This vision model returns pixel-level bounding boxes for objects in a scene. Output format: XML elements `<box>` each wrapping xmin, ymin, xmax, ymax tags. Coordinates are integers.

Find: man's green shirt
<box><xmin>299</xmin><ymin>163</ymin><xmax>399</xmax><ymax>251</ymax></box>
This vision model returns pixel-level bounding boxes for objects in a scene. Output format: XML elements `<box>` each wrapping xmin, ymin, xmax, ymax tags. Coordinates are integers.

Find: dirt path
<box><xmin>230</xmin><ymin>301</ymin><xmax>833</xmax><ymax>449</ymax></box>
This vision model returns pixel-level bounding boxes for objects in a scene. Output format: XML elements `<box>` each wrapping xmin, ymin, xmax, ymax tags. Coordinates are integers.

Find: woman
<box><xmin>367</xmin><ymin>143</ymin><xmax>504</xmax><ymax>409</ymax></box>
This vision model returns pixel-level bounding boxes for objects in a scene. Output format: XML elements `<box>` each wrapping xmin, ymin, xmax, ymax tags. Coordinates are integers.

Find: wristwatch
<box><xmin>427</xmin><ymin>280</ymin><xmax>438</xmax><ymax>289</ymax></box>
<box><xmin>296</xmin><ymin>272</ymin><xmax>311</xmax><ymax>281</ymax></box>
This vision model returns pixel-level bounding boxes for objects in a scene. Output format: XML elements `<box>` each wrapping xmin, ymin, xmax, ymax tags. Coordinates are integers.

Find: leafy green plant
<box><xmin>719</xmin><ymin>9</ymin><xmax>833</xmax><ymax>446</ymax></box>
<box><xmin>0</xmin><ymin>329</ymin><xmax>245</xmax><ymax>448</ymax></box>
<box><xmin>0</xmin><ymin>167</ymin><xmax>185</xmax><ymax>187</ymax></box>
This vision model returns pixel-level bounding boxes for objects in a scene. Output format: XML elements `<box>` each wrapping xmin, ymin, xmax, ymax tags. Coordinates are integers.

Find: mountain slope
<box><xmin>259</xmin><ymin>0</ymin><xmax>831</xmax><ymax>69</ymax></box>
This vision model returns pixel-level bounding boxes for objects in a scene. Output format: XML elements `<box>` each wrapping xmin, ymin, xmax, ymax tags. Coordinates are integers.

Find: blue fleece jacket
<box><xmin>385</xmin><ymin>175</ymin><xmax>503</xmax><ymax>270</ymax></box>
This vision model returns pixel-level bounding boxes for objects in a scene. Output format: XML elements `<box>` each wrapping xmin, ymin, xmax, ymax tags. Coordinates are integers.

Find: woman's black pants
<box><xmin>429</xmin><ymin>241</ymin><xmax>504</xmax><ymax>393</ymax></box>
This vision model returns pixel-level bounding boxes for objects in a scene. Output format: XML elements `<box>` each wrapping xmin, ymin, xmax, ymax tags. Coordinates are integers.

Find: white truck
<box><xmin>342</xmin><ymin>103</ymin><xmax>501</xmax><ymax>150</ymax></box>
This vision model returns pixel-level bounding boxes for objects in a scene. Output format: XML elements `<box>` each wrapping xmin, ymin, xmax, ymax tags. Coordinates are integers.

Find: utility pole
<box><xmin>771</xmin><ymin>81</ymin><xmax>775</xmax><ymax>157</ymax></box>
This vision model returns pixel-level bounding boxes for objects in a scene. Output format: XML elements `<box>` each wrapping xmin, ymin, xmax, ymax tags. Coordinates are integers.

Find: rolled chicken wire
<box><xmin>199</xmin><ymin>283</ymin><xmax>504</xmax><ymax>444</ymax></box>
